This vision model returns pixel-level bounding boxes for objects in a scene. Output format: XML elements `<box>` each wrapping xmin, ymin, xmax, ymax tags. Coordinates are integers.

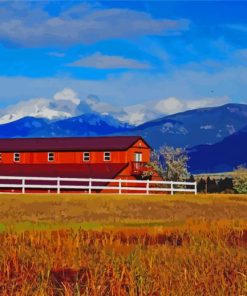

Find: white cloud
<box><xmin>0</xmin><ymin>88</ymin><xmax>82</xmax><ymax>124</ymax></box>
<box><xmin>0</xmin><ymin>98</ymin><xmax>72</xmax><ymax>124</ymax></box>
<box><xmin>54</xmin><ymin>88</ymin><xmax>80</xmax><ymax>105</ymax></box>
<box><xmin>153</xmin><ymin>96</ymin><xmax>229</xmax><ymax>116</ymax></box>
<box><xmin>154</xmin><ymin>97</ymin><xmax>185</xmax><ymax>114</ymax></box>
<box><xmin>76</xmin><ymin>94</ymin><xmax>124</xmax><ymax>116</ymax></box>
<box><xmin>188</xmin><ymin>98</ymin><xmax>229</xmax><ymax>109</ymax></box>
<box><xmin>0</xmin><ymin>89</ymin><xmax>127</xmax><ymax>124</ymax></box>
<box><xmin>68</xmin><ymin>52</ymin><xmax>151</xmax><ymax>69</ymax></box>
<box><xmin>0</xmin><ymin>86</ymin><xmax>232</xmax><ymax>126</ymax></box>
<box><xmin>0</xmin><ymin>3</ymin><xmax>189</xmax><ymax>48</ymax></box>
<box><xmin>123</xmin><ymin>111</ymin><xmax>146</xmax><ymax>126</ymax></box>
<box><xmin>1</xmin><ymin>59</ymin><xmax>245</xmax><ymax>125</ymax></box>
<box><xmin>119</xmin><ymin>104</ymin><xmax>160</xmax><ymax>125</ymax></box>
<box><xmin>2</xmin><ymin>57</ymin><xmax>244</xmax><ymax>111</ymax></box>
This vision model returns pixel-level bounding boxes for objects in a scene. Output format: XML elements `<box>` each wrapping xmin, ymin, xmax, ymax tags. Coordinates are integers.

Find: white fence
<box><xmin>0</xmin><ymin>176</ymin><xmax>197</xmax><ymax>195</ymax></box>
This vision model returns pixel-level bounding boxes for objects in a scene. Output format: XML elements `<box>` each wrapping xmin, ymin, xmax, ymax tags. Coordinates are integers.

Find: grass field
<box><xmin>0</xmin><ymin>193</ymin><xmax>246</xmax><ymax>295</ymax></box>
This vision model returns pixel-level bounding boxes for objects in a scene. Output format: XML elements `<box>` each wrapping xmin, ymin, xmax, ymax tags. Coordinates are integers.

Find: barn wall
<box><xmin>0</xmin><ymin>139</ymin><xmax>152</xmax><ymax>182</ymax></box>
<box><xmin>0</xmin><ymin>151</ymin><xmax>128</xmax><ymax>164</ymax></box>
<box><xmin>0</xmin><ymin>139</ymin><xmax>150</xmax><ymax>166</ymax></box>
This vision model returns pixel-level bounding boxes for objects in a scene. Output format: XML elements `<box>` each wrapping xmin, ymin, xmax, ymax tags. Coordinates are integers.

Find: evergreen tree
<box><xmin>218</xmin><ymin>177</ymin><xmax>233</xmax><ymax>192</ymax></box>
<box><xmin>187</xmin><ymin>175</ymin><xmax>195</xmax><ymax>182</ymax></box>
<box><xmin>197</xmin><ymin>178</ymin><xmax>206</xmax><ymax>193</ymax></box>
<box><xmin>207</xmin><ymin>177</ymin><xmax>218</xmax><ymax>193</ymax></box>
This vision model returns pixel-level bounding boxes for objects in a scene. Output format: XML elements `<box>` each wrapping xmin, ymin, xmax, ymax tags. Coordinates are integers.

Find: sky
<box><xmin>0</xmin><ymin>1</ymin><xmax>247</xmax><ymax>124</ymax></box>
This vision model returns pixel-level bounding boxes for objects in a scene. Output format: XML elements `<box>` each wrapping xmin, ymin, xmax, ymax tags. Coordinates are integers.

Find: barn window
<box><xmin>14</xmin><ymin>153</ymin><xmax>20</xmax><ymax>162</ymax></box>
<box><xmin>48</xmin><ymin>152</ymin><xmax>55</xmax><ymax>162</ymax></box>
<box><xmin>104</xmin><ymin>152</ymin><xmax>111</xmax><ymax>161</ymax></box>
<box><xmin>83</xmin><ymin>152</ymin><xmax>90</xmax><ymax>161</ymax></box>
<box><xmin>134</xmin><ymin>152</ymin><xmax>142</xmax><ymax>162</ymax></box>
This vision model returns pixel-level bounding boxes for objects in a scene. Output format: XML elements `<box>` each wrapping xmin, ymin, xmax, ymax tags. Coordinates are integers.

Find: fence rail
<box><xmin>0</xmin><ymin>176</ymin><xmax>197</xmax><ymax>195</ymax></box>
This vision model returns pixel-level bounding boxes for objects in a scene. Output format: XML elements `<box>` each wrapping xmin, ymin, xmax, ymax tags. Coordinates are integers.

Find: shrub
<box><xmin>233</xmin><ymin>166</ymin><xmax>247</xmax><ymax>194</ymax></box>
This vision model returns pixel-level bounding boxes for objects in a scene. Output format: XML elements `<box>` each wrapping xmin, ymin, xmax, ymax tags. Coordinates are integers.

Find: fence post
<box><xmin>57</xmin><ymin>177</ymin><xmax>60</xmax><ymax>194</ymax></box>
<box><xmin>146</xmin><ymin>179</ymin><xmax>150</xmax><ymax>194</ymax></box>
<box><xmin>89</xmin><ymin>178</ymin><xmax>92</xmax><ymax>194</ymax></box>
<box><xmin>171</xmin><ymin>182</ymin><xmax>174</xmax><ymax>195</ymax></box>
<box><xmin>194</xmin><ymin>182</ymin><xmax>197</xmax><ymax>195</ymax></box>
<box><xmin>119</xmin><ymin>179</ymin><xmax>122</xmax><ymax>194</ymax></box>
<box><xmin>22</xmin><ymin>178</ymin><xmax>25</xmax><ymax>194</ymax></box>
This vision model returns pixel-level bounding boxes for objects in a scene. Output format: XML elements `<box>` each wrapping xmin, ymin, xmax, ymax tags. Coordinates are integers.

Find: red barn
<box><xmin>0</xmin><ymin>136</ymin><xmax>152</xmax><ymax>181</ymax></box>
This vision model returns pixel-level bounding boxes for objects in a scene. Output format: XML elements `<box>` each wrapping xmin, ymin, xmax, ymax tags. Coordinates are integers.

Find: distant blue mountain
<box><xmin>1</xmin><ymin>104</ymin><xmax>247</xmax><ymax>148</ymax></box>
<box><xmin>33</xmin><ymin>113</ymin><xmax>131</xmax><ymax>137</ymax></box>
<box><xmin>0</xmin><ymin>117</ymin><xmax>49</xmax><ymax>138</ymax></box>
<box><xmin>129</xmin><ymin>103</ymin><xmax>247</xmax><ymax>149</ymax></box>
<box><xmin>0</xmin><ymin>113</ymin><xmax>131</xmax><ymax>138</ymax></box>
<box><xmin>188</xmin><ymin>125</ymin><xmax>247</xmax><ymax>173</ymax></box>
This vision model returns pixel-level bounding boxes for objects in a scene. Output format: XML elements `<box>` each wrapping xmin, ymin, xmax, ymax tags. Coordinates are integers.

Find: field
<box><xmin>0</xmin><ymin>193</ymin><xmax>246</xmax><ymax>295</ymax></box>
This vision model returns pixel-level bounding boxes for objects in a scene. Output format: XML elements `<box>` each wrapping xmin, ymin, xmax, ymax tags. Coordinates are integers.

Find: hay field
<box><xmin>0</xmin><ymin>193</ymin><xmax>246</xmax><ymax>295</ymax></box>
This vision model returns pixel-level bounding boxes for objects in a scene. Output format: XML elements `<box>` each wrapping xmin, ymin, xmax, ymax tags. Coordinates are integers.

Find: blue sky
<box><xmin>0</xmin><ymin>1</ymin><xmax>247</xmax><ymax>124</ymax></box>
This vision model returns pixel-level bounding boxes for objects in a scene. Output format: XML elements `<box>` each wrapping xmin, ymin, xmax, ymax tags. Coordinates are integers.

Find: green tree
<box><xmin>233</xmin><ymin>165</ymin><xmax>247</xmax><ymax>194</ymax></box>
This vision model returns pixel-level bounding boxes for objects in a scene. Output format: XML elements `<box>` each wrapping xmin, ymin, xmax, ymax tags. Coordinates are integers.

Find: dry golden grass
<box><xmin>0</xmin><ymin>194</ymin><xmax>246</xmax><ymax>295</ymax></box>
<box><xmin>0</xmin><ymin>193</ymin><xmax>246</xmax><ymax>228</ymax></box>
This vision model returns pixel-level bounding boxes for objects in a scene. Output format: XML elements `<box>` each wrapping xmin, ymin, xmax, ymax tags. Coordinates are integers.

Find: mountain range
<box><xmin>188</xmin><ymin>124</ymin><xmax>247</xmax><ymax>173</ymax></box>
<box><xmin>0</xmin><ymin>103</ymin><xmax>246</xmax><ymax>173</ymax></box>
<box><xmin>129</xmin><ymin>103</ymin><xmax>247</xmax><ymax>148</ymax></box>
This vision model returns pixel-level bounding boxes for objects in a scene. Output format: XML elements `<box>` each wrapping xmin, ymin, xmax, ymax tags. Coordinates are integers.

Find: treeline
<box><xmin>186</xmin><ymin>175</ymin><xmax>234</xmax><ymax>193</ymax></box>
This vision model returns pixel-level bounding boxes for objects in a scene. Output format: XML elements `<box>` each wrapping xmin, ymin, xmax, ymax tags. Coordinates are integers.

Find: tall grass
<box><xmin>0</xmin><ymin>220</ymin><xmax>246</xmax><ymax>295</ymax></box>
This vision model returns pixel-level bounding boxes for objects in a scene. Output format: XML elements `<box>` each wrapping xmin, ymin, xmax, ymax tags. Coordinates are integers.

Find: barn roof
<box><xmin>0</xmin><ymin>163</ymin><xmax>128</xmax><ymax>179</ymax></box>
<box><xmin>0</xmin><ymin>136</ymin><xmax>151</xmax><ymax>152</ymax></box>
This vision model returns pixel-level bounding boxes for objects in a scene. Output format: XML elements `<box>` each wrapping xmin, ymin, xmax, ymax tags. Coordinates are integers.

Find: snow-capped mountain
<box><xmin>0</xmin><ymin>92</ymin><xmax>79</xmax><ymax>124</ymax></box>
<box><xmin>0</xmin><ymin>98</ymin><xmax>61</xmax><ymax>124</ymax></box>
<box><xmin>30</xmin><ymin>113</ymin><xmax>132</xmax><ymax>137</ymax></box>
<box><xmin>0</xmin><ymin>113</ymin><xmax>131</xmax><ymax>138</ymax></box>
<box><xmin>0</xmin><ymin>89</ymin><xmax>161</xmax><ymax>126</ymax></box>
